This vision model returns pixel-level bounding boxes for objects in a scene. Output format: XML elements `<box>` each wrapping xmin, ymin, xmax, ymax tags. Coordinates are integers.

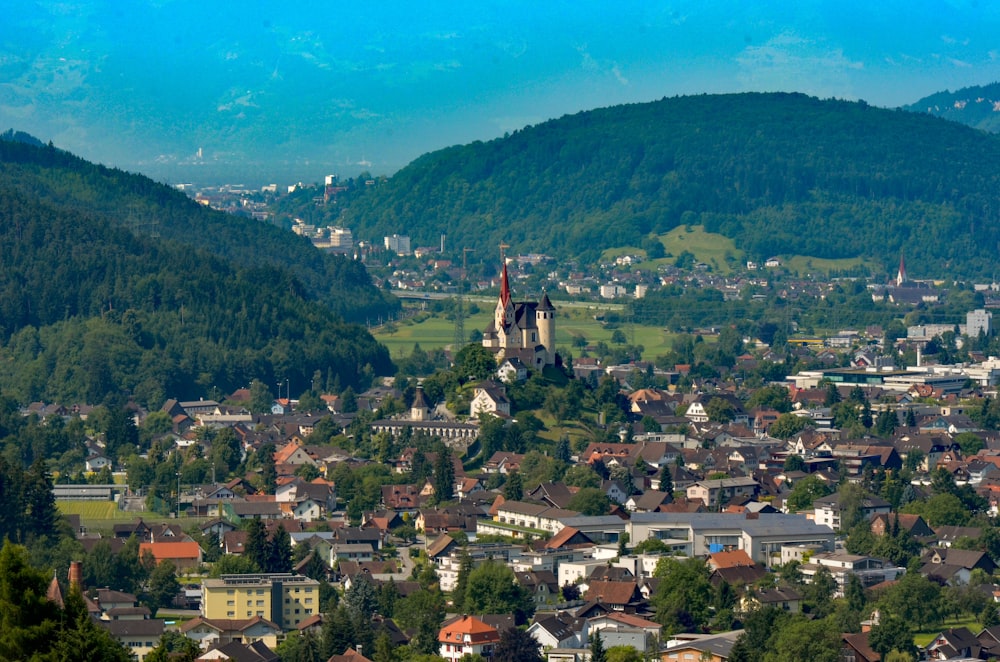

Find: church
<box><xmin>481</xmin><ymin>253</ymin><xmax>556</xmax><ymax>369</ymax></box>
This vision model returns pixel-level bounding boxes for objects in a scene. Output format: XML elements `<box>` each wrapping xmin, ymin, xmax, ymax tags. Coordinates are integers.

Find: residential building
<box><xmin>201</xmin><ymin>574</ymin><xmax>320</xmax><ymax>629</ymax></box>
<box><xmin>438</xmin><ymin>615</ymin><xmax>500</xmax><ymax>661</ymax></box>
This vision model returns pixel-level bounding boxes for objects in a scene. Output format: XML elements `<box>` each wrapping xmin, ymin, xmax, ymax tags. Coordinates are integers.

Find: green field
<box><xmin>374</xmin><ymin>303</ymin><xmax>678</xmax><ymax>361</ymax></box>
<box><xmin>660</xmin><ymin>225</ymin><xmax>743</xmax><ymax>273</ymax></box>
<box><xmin>57</xmin><ymin>500</ymin><xmax>148</xmax><ymax>523</ymax></box>
<box><xmin>781</xmin><ymin>254</ymin><xmax>877</xmax><ymax>276</ymax></box>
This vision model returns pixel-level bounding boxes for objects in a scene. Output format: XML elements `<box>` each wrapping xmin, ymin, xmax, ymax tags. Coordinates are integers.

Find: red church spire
<box><xmin>499</xmin><ymin>242</ymin><xmax>511</xmax><ymax>306</ymax></box>
<box><xmin>897</xmin><ymin>253</ymin><xmax>907</xmax><ymax>286</ymax></box>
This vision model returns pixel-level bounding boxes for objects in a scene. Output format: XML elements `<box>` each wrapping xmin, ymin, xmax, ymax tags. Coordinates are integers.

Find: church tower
<box><xmin>896</xmin><ymin>254</ymin><xmax>907</xmax><ymax>287</ymax></box>
<box><xmin>536</xmin><ymin>290</ymin><xmax>556</xmax><ymax>365</ymax></box>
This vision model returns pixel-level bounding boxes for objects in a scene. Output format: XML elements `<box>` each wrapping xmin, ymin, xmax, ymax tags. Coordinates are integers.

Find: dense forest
<box><xmin>0</xmin><ymin>139</ymin><xmax>394</xmax><ymax>406</ymax></box>
<box><xmin>0</xmin><ymin>138</ymin><xmax>398</xmax><ymax>323</ymax></box>
<box><xmin>905</xmin><ymin>82</ymin><xmax>1000</xmax><ymax>133</ymax></box>
<box><xmin>335</xmin><ymin>92</ymin><xmax>1000</xmax><ymax>277</ymax></box>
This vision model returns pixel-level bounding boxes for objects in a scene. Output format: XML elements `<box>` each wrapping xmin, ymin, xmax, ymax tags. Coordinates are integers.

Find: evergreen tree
<box><xmin>451</xmin><ymin>551</ymin><xmax>473</xmax><ymax>612</ymax></box>
<box><xmin>244</xmin><ymin>517</ymin><xmax>269</xmax><ymax>572</ymax></box>
<box><xmin>267</xmin><ymin>526</ymin><xmax>293</xmax><ymax>573</ymax></box>
<box><xmin>259</xmin><ymin>444</ymin><xmax>277</xmax><ymax>494</ymax></box>
<box><xmin>22</xmin><ymin>458</ymin><xmax>58</xmax><ymax>541</ymax></box>
<box><xmin>555</xmin><ymin>437</ymin><xmax>571</xmax><ymax>463</ymax></box>
<box><xmin>53</xmin><ymin>587</ymin><xmax>133</xmax><ymax>662</ymax></box>
<box><xmin>659</xmin><ymin>463</ymin><xmax>674</xmax><ymax>498</ymax></box>
<box><xmin>433</xmin><ymin>448</ymin><xmax>455</xmax><ymax>503</ymax></box>
<box><xmin>495</xmin><ymin>626</ymin><xmax>544</xmax><ymax>662</ymax></box>
<box><xmin>344</xmin><ymin>572</ymin><xmax>379</xmax><ymax>619</ymax></box>
<box><xmin>589</xmin><ymin>631</ymin><xmax>607</xmax><ymax>662</ymax></box>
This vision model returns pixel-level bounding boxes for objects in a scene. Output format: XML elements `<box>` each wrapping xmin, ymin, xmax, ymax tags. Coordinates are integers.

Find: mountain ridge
<box><xmin>334</xmin><ymin>92</ymin><xmax>1000</xmax><ymax>278</ymax></box>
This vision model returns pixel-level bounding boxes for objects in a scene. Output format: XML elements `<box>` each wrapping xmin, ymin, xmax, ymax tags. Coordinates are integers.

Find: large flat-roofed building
<box><xmin>202</xmin><ymin>574</ymin><xmax>320</xmax><ymax>630</ymax></box>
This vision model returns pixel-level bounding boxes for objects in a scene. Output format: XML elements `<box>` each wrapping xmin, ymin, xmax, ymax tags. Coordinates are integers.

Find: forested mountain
<box><xmin>339</xmin><ymin>92</ymin><xmax>1000</xmax><ymax>277</ymax></box>
<box><xmin>0</xmin><ymin>138</ymin><xmax>397</xmax><ymax>323</ymax></box>
<box><xmin>905</xmin><ymin>83</ymin><xmax>1000</xmax><ymax>134</ymax></box>
<box><xmin>0</xmin><ymin>140</ymin><xmax>394</xmax><ymax>406</ymax></box>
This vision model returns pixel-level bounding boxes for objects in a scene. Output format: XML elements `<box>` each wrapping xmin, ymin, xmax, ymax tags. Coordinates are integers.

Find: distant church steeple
<box><xmin>896</xmin><ymin>254</ymin><xmax>907</xmax><ymax>287</ymax></box>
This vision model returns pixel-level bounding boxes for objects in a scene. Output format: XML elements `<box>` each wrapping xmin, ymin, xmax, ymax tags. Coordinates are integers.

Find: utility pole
<box><xmin>453</xmin><ymin>247</ymin><xmax>475</xmax><ymax>348</ymax></box>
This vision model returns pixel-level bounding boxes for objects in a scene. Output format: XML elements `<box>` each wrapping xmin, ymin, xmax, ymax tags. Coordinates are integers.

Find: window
<box><xmin>227</xmin><ymin>600</ymin><xmax>235</xmax><ymax>606</ymax></box>
<box><xmin>227</xmin><ymin>611</ymin><xmax>235</xmax><ymax>617</ymax></box>
<box><xmin>227</xmin><ymin>589</ymin><xmax>235</xmax><ymax>595</ymax></box>
<box><xmin>256</xmin><ymin>600</ymin><xmax>265</xmax><ymax>606</ymax></box>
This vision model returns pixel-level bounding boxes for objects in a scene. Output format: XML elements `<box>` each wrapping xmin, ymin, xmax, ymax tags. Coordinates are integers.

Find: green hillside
<box><xmin>337</xmin><ymin>92</ymin><xmax>1000</xmax><ymax>279</ymax></box>
<box><xmin>0</xmin><ymin>140</ymin><xmax>394</xmax><ymax>406</ymax></box>
<box><xmin>0</xmin><ymin>138</ymin><xmax>398</xmax><ymax>323</ymax></box>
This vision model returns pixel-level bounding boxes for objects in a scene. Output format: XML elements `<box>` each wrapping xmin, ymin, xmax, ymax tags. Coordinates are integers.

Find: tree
<box><xmin>868</xmin><ymin>613</ymin><xmax>917</xmax><ymax>658</ymax></box>
<box><xmin>344</xmin><ymin>572</ymin><xmax>380</xmax><ymax>619</ymax></box>
<box><xmin>769</xmin><ymin>413</ymin><xmax>809</xmax><ymax>439</ymax></box>
<box><xmin>659</xmin><ymin>463</ymin><xmax>674</xmax><ymax>497</ymax></box>
<box><xmin>564</xmin><ymin>464</ymin><xmax>601</xmax><ymax>489</ymax></box>
<box><xmin>463</xmin><ymin>560</ymin><xmax>535</xmax><ymax>625</ymax></box>
<box><xmin>451</xmin><ymin>551</ymin><xmax>473</xmax><ymax>612</ymax></box>
<box><xmin>244</xmin><ymin>517</ymin><xmax>269</xmax><ymax>572</ymax></box>
<box><xmin>433</xmin><ymin>448</ymin><xmax>455</xmax><ymax>504</ymax></box>
<box><xmin>145</xmin><ymin>560</ymin><xmax>180</xmax><ymax>616</ymax></box>
<box><xmin>23</xmin><ymin>458</ymin><xmax>58</xmax><ymax>541</ymax></box>
<box><xmin>589</xmin><ymin>631</ymin><xmax>607</xmax><ymax>662</ymax></box>
<box><xmin>267</xmin><ymin>525</ymin><xmax>293</xmax><ymax>573</ymax></box>
<box><xmin>503</xmin><ymin>471</ymin><xmax>523</xmax><ymax>501</ymax></box>
<box><xmin>651</xmin><ymin>556</ymin><xmax>713</xmax><ymax>633</ymax></box>
<box><xmin>145</xmin><ymin>631</ymin><xmax>200</xmax><ymax>662</ymax></box>
<box><xmin>785</xmin><ymin>475</ymin><xmax>832</xmax><ymax>512</ymax></box>
<box><xmin>606</xmin><ymin>646</ymin><xmax>644</xmax><ymax>662</ymax></box>
<box><xmin>567</xmin><ymin>487</ymin><xmax>611</xmax><ymax>516</ymax></box>
<box><xmin>494</xmin><ymin>627</ymin><xmax>543</xmax><ymax>662</ymax></box>
<box><xmin>249</xmin><ymin>378</ymin><xmax>275</xmax><ymax>414</ymax></box>
<box><xmin>52</xmin><ymin>587</ymin><xmax>133</xmax><ymax>662</ymax></box>
<box><xmin>705</xmin><ymin>397</ymin><xmax>736</xmax><ymax>423</ymax></box>
<box><xmin>762</xmin><ymin>616</ymin><xmax>840</xmax><ymax>662</ymax></box>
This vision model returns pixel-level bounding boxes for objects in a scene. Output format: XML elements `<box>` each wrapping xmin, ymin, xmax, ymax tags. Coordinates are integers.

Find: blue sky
<box><xmin>2</xmin><ymin>1</ymin><xmax>1000</xmax><ymax>185</ymax></box>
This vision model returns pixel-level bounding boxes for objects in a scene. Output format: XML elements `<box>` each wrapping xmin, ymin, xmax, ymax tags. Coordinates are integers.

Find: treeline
<box><xmin>0</xmin><ymin>138</ymin><xmax>398</xmax><ymax>323</ymax></box>
<box><xmin>335</xmin><ymin>92</ymin><xmax>1000</xmax><ymax>276</ymax></box>
<box><xmin>0</xmin><ymin>171</ymin><xmax>393</xmax><ymax>406</ymax></box>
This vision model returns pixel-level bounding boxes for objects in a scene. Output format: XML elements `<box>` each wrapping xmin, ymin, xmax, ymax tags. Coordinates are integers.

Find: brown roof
<box><xmin>583</xmin><ymin>580</ymin><xmax>641</xmax><ymax>606</ymax></box>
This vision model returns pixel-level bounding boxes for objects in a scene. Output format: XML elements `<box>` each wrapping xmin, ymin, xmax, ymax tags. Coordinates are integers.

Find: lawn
<box><xmin>781</xmin><ymin>254</ymin><xmax>877</xmax><ymax>276</ymax></box>
<box><xmin>374</xmin><ymin>301</ymin><xmax>679</xmax><ymax>362</ymax></box>
<box><xmin>660</xmin><ymin>225</ymin><xmax>743</xmax><ymax>274</ymax></box>
<box><xmin>913</xmin><ymin>616</ymin><xmax>982</xmax><ymax>648</ymax></box>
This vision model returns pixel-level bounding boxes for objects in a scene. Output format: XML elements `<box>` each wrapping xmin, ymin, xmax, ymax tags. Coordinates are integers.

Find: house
<box><xmin>516</xmin><ymin>570</ymin><xmax>560</xmax><ymax>605</ymax></box>
<box><xmin>739</xmin><ymin>586</ymin><xmax>802</xmax><ymax>613</ymax></box>
<box><xmin>812</xmin><ymin>493</ymin><xmax>891</xmax><ymax>531</ymax></box>
<box><xmin>840</xmin><ymin>632</ymin><xmax>881</xmax><ymax>662</ymax></box>
<box><xmin>470</xmin><ymin>381</ymin><xmax>511</xmax><ymax>419</ymax></box>
<box><xmin>497</xmin><ymin>357</ymin><xmax>528</xmax><ymax>383</ymax></box>
<box><xmin>138</xmin><ymin>541</ymin><xmax>204</xmax><ymax>571</ymax></box>
<box><xmin>438</xmin><ymin>615</ymin><xmax>501</xmax><ymax>662</ymax></box>
<box><xmin>661</xmin><ymin>630</ymin><xmax>744</xmax><ymax>662</ymax></box>
<box><xmin>921</xmin><ymin>548</ymin><xmax>997</xmax><ymax>585</ymax></box>
<box><xmin>925</xmin><ymin>627</ymin><xmax>982</xmax><ymax>660</ymax></box>
<box><xmin>195</xmin><ymin>640</ymin><xmax>279</xmax><ymax>661</ymax></box>
<box><xmin>527</xmin><ymin>611</ymin><xmax>585</xmax><ymax>650</ymax></box>
<box><xmin>870</xmin><ymin>513</ymin><xmax>934</xmax><ymax>538</ymax></box>
<box><xmin>686</xmin><ymin>478</ymin><xmax>760</xmax><ymax>508</ymax></box>
<box><xmin>180</xmin><ymin>616</ymin><xmax>283</xmax><ymax>650</ymax></box>
<box><xmin>99</xmin><ymin>619</ymin><xmax>164</xmax><ymax>661</ymax></box>
<box><xmin>582</xmin><ymin>581</ymin><xmax>643</xmax><ymax>612</ymax></box>
<box><xmin>327</xmin><ymin>648</ymin><xmax>375</xmax><ymax>662</ymax></box>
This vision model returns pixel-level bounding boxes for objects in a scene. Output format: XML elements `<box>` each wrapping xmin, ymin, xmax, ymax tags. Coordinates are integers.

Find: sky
<box><xmin>2</xmin><ymin>1</ymin><xmax>1000</xmax><ymax>186</ymax></box>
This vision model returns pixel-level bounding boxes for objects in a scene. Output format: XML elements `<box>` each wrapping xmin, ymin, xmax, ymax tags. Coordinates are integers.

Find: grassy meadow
<box><xmin>374</xmin><ymin>300</ymin><xmax>680</xmax><ymax>362</ymax></box>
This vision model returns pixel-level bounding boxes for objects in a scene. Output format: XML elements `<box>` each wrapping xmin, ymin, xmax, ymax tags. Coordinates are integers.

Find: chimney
<box><xmin>68</xmin><ymin>560</ymin><xmax>83</xmax><ymax>591</ymax></box>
